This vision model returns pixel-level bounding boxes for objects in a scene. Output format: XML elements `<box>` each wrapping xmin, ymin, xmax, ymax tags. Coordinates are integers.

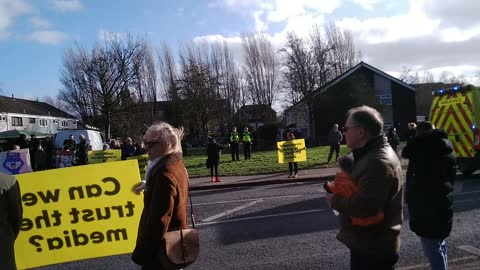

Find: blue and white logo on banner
<box><xmin>0</xmin><ymin>149</ymin><xmax>32</xmax><ymax>175</ymax></box>
<box><xmin>3</xmin><ymin>152</ymin><xmax>24</xmax><ymax>174</ymax></box>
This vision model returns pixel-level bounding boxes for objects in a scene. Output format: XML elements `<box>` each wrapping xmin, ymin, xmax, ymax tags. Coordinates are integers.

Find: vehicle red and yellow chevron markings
<box><xmin>431</xmin><ymin>92</ymin><xmax>474</xmax><ymax>158</ymax></box>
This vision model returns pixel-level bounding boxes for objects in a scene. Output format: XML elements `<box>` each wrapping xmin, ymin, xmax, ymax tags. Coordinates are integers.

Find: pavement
<box><xmin>190</xmin><ymin>166</ymin><xmax>340</xmax><ymax>190</ymax></box>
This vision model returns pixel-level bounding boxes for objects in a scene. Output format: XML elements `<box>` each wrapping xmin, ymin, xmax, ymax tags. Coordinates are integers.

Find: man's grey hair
<box><xmin>146</xmin><ymin>122</ymin><xmax>184</xmax><ymax>154</ymax></box>
<box><xmin>347</xmin><ymin>106</ymin><xmax>384</xmax><ymax>137</ymax></box>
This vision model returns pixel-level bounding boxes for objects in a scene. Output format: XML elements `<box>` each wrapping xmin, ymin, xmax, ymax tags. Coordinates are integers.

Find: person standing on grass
<box><xmin>402</xmin><ymin>121</ymin><xmax>456</xmax><ymax>270</ymax></box>
<box><xmin>242</xmin><ymin>127</ymin><xmax>253</xmax><ymax>160</ymax></box>
<box><xmin>207</xmin><ymin>136</ymin><xmax>227</xmax><ymax>182</ymax></box>
<box><xmin>229</xmin><ymin>126</ymin><xmax>240</xmax><ymax>161</ymax></box>
<box><xmin>286</xmin><ymin>130</ymin><xmax>298</xmax><ymax>178</ymax></box>
<box><xmin>327</xmin><ymin>124</ymin><xmax>343</xmax><ymax>163</ymax></box>
<box><xmin>326</xmin><ymin>106</ymin><xmax>403</xmax><ymax>270</ymax></box>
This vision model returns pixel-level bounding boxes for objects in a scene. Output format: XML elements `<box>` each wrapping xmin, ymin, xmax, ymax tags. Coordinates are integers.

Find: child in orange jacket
<box><xmin>324</xmin><ymin>154</ymin><xmax>384</xmax><ymax>226</ymax></box>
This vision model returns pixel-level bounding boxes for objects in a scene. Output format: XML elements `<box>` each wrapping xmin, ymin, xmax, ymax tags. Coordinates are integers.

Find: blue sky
<box><xmin>1</xmin><ymin>0</ymin><xmax>479</xmax><ymax>103</ymax></box>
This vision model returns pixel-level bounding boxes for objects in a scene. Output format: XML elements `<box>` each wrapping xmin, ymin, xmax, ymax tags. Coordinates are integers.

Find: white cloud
<box><xmin>352</xmin><ymin>0</ymin><xmax>379</xmax><ymax>11</ymax></box>
<box><xmin>52</xmin><ymin>0</ymin><xmax>82</xmax><ymax>11</ymax></box>
<box><xmin>211</xmin><ymin>0</ymin><xmax>340</xmax><ymax>32</ymax></box>
<box><xmin>336</xmin><ymin>8</ymin><xmax>440</xmax><ymax>44</ymax></box>
<box><xmin>27</xmin><ymin>30</ymin><xmax>68</xmax><ymax>45</ymax></box>
<box><xmin>30</xmin><ymin>17</ymin><xmax>51</xmax><ymax>28</ymax></box>
<box><xmin>439</xmin><ymin>25</ymin><xmax>480</xmax><ymax>43</ymax></box>
<box><xmin>0</xmin><ymin>0</ymin><xmax>31</xmax><ymax>39</ymax></box>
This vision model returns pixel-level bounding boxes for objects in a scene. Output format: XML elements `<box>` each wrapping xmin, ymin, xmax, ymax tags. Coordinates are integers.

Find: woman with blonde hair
<box><xmin>131</xmin><ymin>122</ymin><xmax>190</xmax><ymax>270</ymax></box>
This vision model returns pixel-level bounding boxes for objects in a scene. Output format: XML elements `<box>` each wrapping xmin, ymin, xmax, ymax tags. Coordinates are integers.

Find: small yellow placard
<box><xmin>87</xmin><ymin>150</ymin><xmax>122</xmax><ymax>164</ymax></box>
<box><xmin>15</xmin><ymin>161</ymin><xmax>143</xmax><ymax>269</ymax></box>
<box><xmin>277</xmin><ymin>139</ymin><xmax>307</xmax><ymax>163</ymax></box>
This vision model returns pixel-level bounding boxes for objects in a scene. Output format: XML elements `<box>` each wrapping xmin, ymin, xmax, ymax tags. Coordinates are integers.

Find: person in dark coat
<box><xmin>326</xmin><ymin>106</ymin><xmax>403</xmax><ymax>270</ymax></box>
<box><xmin>131</xmin><ymin>122</ymin><xmax>189</xmax><ymax>270</ymax></box>
<box><xmin>75</xmin><ymin>134</ymin><xmax>89</xmax><ymax>165</ymax></box>
<box><xmin>121</xmin><ymin>137</ymin><xmax>137</xmax><ymax>160</ymax></box>
<box><xmin>387</xmin><ymin>127</ymin><xmax>400</xmax><ymax>152</ymax></box>
<box><xmin>402</xmin><ymin>121</ymin><xmax>456</xmax><ymax>270</ymax></box>
<box><xmin>327</xmin><ymin>124</ymin><xmax>343</xmax><ymax>163</ymax></box>
<box><xmin>207</xmin><ymin>137</ymin><xmax>227</xmax><ymax>182</ymax></box>
<box><xmin>63</xmin><ymin>134</ymin><xmax>77</xmax><ymax>151</ymax></box>
<box><xmin>0</xmin><ymin>172</ymin><xmax>23</xmax><ymax>270</ymax></box>
<box><xmin>16</xmin><ymin>134</ymin><xmax>29</xmax><ymax>150</ymax></box>
<box><xmin>406</xmin><ymin>123</ymin><xmax>417</xmax><ymax>144</ymax></box>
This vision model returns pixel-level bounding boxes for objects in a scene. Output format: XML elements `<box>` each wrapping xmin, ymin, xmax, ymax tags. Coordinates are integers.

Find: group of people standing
<box><xmin>206</xmin><ymin>126</ymin><xmax>253</xmax><ymax>182</ymax></box>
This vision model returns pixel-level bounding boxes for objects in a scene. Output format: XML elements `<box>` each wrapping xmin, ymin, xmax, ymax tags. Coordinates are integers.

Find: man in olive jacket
<box><xmin>0</xmin><ymin>172</ymin><xmax>23</xmax><ymax>270</ymax></box>
<box><xmin>402</xmin><ymin>121</ymin><xmax>455</xmax><ymax>270</ymax></box>
<box><xmin>327</xmin><ymin>106</ymin><xmax>403</xmax><ymax>270</ymax></box>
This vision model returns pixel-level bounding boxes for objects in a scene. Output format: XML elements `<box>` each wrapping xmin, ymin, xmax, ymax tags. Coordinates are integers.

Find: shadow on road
<box><xmin>211</xmin><ymin>197</ymin><xmax>337</xmax><ymax>245</ymax></box>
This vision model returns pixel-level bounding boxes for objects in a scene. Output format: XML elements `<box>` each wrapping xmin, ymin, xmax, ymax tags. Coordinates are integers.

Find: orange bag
<box><xmin>326</xmin><ymin>172</ymin><xmax>384</xmax><ymax>226</ymax></box>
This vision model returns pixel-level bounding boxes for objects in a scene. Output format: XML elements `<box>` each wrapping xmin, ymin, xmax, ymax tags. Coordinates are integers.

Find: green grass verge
<box><xmin>184</xmin><ymin>145</ymin><xmax>350</xmax><ymax>178</ymax></box>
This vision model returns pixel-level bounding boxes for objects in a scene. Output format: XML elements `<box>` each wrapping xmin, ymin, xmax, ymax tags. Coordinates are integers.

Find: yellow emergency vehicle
<box><xmin>430</xmin><ymin>85</ymin><xmax>480</xmax><ymax>175</ymax></box>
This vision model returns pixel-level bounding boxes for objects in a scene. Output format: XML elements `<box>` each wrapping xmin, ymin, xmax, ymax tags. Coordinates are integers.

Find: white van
<box><xmin>53</xmin><ymin>129</ymin><xmax>104</xmax><ymax>150</ymax></box>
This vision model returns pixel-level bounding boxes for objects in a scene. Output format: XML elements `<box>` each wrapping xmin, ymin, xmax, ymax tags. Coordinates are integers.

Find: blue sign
<box><xmin>3</xmin><ymin>152</ymin><xmax>25</xmax><ymax>175</ymax></box>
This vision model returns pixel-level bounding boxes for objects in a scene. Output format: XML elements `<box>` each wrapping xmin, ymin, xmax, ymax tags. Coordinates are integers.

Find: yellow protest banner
<box><xmin>277</xmin><ymin>139</ymin><xmax>307</xmax><ymax>163</ymax></box>
<box><xmin>15</xmin><ymin>160</ymin><xmax>143</xmax><ymax>269</ymax></box>
<box><xmin>87</xmin><ymin>150</ymin><xmax>122</xmax><ymax>164</ymax></box>
<box><xmin>127</xmin><ymin>154</ymin><xmax>149</xmax><ymax>180</ymax></box>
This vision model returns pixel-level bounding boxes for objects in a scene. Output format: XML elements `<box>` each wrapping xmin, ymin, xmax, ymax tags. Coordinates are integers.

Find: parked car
<box><xmin>53</xmin><ymin>129</ymin><xmax>104</xmax><ymax>150</ymax></box>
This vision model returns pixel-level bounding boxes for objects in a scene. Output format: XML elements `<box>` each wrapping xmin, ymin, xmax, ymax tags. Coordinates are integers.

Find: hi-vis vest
<box><xmin>230</xmin><ymin>132</ymin><xmax>240</xmax><ymax>143</ymax></box>
<box><xmin>242</xmin><ymin>132</ymin><xmax>252</xmax><ymax>143</ymax></box>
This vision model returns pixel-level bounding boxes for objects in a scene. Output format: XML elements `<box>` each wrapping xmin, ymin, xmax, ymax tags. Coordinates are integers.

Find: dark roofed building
<box><xmin>285</xmin><ymin>61</ymin><xmax>417</xmax><ymax>143</ymax></box>
<box><xmin>235</xmin><ymin>104</ymin><xmax>277</xmax><ymax>130</ymax></box>
<box><xmin>0</xmin><ymin>95</ymin><xmax>78</xmax><ymax>134</ymax></box>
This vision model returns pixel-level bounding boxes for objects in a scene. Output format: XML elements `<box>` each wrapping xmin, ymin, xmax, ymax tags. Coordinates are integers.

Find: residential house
<box><xmin>285</xmin><ymin>61</ymin><xmax>417</xmax><ymax>143</ymax></box>
<box><xmin>0</xmin><ymin>95</ymin><xmax>78</xmax><ymax>134</ymax></box>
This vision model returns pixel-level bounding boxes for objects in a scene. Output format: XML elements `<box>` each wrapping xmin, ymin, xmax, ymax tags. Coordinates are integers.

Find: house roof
<box><xmin>286</xmin><ymin>61</ymin><xmax>416</xmax><ymax>112</ymax></box>
<box><xmin>0</xmin><ymin>95</ymin><xmax>76</xmax><ymax>119</ymax></box>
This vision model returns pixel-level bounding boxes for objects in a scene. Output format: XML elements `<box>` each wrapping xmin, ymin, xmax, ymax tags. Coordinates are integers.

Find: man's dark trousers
<box><xmin>350</xmin><ymin>252</ymin><xmax>399</xmax><ymax>270</ymax></box>
<box><xmin>244</xmin><ymin>142</ymin><xmax>251</xmax><ymax>160</ymax></box>
<box><xmin>328</xmin><ymin>144</ymin><xmax>340</xmax><ymax>163</ymax></box>
<box><xmin>231</xmin><ymin>142</ymin><xmax>239</xmax><ymax>161</ymax></box>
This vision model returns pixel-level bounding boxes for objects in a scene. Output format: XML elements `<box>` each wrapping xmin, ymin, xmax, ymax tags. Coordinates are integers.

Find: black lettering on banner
<box><xmin>21</xmin><ymin>210</ymin><xmax>63</xmax><ymax>231</ymax></box>
<box><xmin>68</xmin><ymin>201</ymin><xmax>136</xmax><ymax>223</ymax></box>
<box><xmin>22</xmin><ymin>189</ymin><xmax>61</xmax><ymax>206</ymax></box>
<box><xmin>28</xmin><ymin>228</ymin><xmax>129</xmax><ymax>252</ymax></box>
<box><xmin>68</xmin><ymin>177</ymin><xmax>120</xmax><ymax>200</ymax></box>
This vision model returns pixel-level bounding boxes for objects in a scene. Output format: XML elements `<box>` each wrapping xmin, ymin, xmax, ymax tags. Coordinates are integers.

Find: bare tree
<box><xmin>311</xmin><ymin>23</ymin><xmax>361</xmax><ymax>87</ymax></box>
<box><xmin>59</xmin><ymin>34</ymin><xmax>148</xmax><ymax>139</ymax></box>
<box><xmin>280</xmin><ymin>32</ymin><xmax>319</xmax><ymax>138</ymax></box>
<box><xmin>241</xmin><ymin>32</ymin><xmax>279</xmax><ymax>107</ymax></box>
<box><xmin>419</xmin><ymin>71</ymin><xmax>435</xmax><ymax>84</ymax></box>
<box><xmin>177</xmin><ymin>42</ymin><xmax>222</xmax><ymax>136</ymax></box>
<box><xmin>207</xmin><ymin>40</ymin><xmax>242</xmax><ymax>123</ymax></box>
<box><xmin>158</xmin><ymin>43</ymin><xmax>179</xmax><ymax>101</ymax></box>
<box><xmin>399</xmin><ymin>65</ymin><xmax>419</xmax><ymax>84</ymax></box>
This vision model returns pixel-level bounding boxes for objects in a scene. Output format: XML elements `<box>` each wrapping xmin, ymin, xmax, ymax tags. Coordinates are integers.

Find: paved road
<box><xmin>32</xmin><ymin>177</ymin><xmax>480</xmax><ymax>270</ymax></box>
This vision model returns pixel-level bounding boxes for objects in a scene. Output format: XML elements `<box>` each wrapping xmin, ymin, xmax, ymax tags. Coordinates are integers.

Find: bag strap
<box><xmin>185</xmin><ymin>168</ymin><xmax>196</xmax><ymax>229</ymax></box>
